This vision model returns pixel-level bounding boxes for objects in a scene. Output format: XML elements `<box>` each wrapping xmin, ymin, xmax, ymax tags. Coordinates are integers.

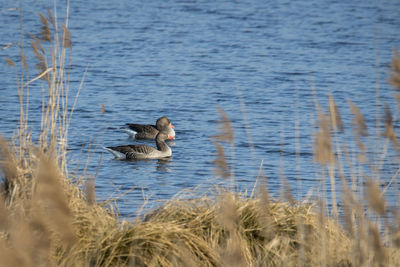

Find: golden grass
<box><xmin>0</xmin><ymin>143</ymin><xmax>356</xmax><ymax>267</ymax></box>
<box><xmin>2</xmin><ymin>3</ymin><xmax>400</xmax><ymax>267</ymax></box>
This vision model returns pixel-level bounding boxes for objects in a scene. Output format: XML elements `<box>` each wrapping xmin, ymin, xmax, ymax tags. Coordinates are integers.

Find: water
<box><xmin>1</xmin><ymin>0</ymin><xmax>400</xmax><ymax>218</ymax></box>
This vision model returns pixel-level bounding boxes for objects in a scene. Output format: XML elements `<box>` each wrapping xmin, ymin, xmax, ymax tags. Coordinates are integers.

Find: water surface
<box><xmin>1</xmin><ymin>0</ymin><xmax>400</xmax><ymax>217</ymax></box>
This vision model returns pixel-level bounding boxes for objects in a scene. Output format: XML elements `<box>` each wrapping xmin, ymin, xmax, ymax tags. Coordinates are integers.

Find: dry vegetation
<box><xmin>2</xmin><ymin>5</ymin><xmax>400</xmax><ymax>267</ymax></box>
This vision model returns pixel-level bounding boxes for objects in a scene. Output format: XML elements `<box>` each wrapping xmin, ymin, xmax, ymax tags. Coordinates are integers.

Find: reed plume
<box><xmin>389</xmin><ymin>48</ymin><xmax>400</xmax><ymax>90</ymax></box>
<box><xmin>2</xmin><ymin>3</ymin><xmax>400</xmax><ymax>266</ymax></box>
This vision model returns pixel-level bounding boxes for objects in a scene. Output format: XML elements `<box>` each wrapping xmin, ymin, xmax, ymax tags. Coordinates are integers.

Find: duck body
<box><xmin>124</xmin><ymin>123</ymin><xmax>160</xmax><ymax>139</ymax></box>
<box><xmin>104</xmin><ymin>131</ymin><xmax>173</xmax><ymax>160</ymax></box>
<box><xmin>122</xmin><ymin>116</ymin><xmax>175</xmax><ymax>140</ymax></box>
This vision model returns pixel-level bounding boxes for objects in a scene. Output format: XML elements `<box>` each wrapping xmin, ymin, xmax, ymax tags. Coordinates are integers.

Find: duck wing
<box><xmin>127</xmin><ymin>144</ymin><xmax>157</xmax><ymax>154</ymax></box>
<box><xmin>126</xmin><ymin>124</ymin><xmax>157</xmax><ymax>133</ymax></box>
<box><xmin>109</xmin><ymin>144</ymin><xmax>155</xmax><ymax>154</ymax></box>
<box><xmin>126</xmin><ymin>124</ymin><xmax>159</xmax><ymax>139</ymax></box>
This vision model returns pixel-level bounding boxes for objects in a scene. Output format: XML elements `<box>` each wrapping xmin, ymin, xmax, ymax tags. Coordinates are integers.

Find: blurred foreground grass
<box><xmin>1</xmin><ymin>5</ymin><xmax>400</xmax><ymax>267</ymax></box>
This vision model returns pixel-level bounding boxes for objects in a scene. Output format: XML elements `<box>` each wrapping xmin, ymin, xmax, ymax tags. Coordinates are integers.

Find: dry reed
<box><xmin>2</xmin><ymin>3</ymin><xmax>400</xmax><ymax>267</ymax></box>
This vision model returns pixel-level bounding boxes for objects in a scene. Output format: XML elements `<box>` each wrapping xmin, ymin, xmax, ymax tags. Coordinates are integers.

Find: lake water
<box><xmin>1</xmin><ymin>0</ymin><xmax>400</xmax><ymax>218</ymax></box>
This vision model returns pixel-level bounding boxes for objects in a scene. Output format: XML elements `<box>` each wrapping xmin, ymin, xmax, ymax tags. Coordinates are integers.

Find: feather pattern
<box><xmin>105</xmin><ymin>131</ymin><xmax>173</xmax><ymax>160</ymax></box>
<box><xmin>123</xmin><ymin>116</ymin><xmax>175</xmax><ymax>139</ymax></box>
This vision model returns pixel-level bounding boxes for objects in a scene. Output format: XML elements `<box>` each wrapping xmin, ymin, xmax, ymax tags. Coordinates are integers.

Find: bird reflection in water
<box><xmin>156</xmin><ymin>158</ymin><xmax>172</xmax><ymax>172</ymax></box>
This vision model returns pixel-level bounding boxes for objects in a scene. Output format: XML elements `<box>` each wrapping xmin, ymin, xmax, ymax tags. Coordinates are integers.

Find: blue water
<box><xmin>1</xmin><ymin>0</ymin><xmax>400</xmax><ymax>218</ymax></box>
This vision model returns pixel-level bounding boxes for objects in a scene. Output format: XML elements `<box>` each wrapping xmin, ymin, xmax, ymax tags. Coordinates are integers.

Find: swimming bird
<box><xmin>104</xmin><ymin>131</ymin><xmax>174</xmax><ymax>160</ymax></box>
<box><xmin>122</xmin><ymin>116</ymin><xmax>175</xmax><ymax>139</ymax></box>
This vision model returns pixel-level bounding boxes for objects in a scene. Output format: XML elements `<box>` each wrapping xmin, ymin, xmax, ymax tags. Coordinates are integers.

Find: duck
<box><xmin>104</xmin><ymin>131</ymin><xmax>174</xmax><ymax>160</ymax></box>
<box><xmin>122</xmin><ymin>116</ymin><xmax>175</xmax><ymax>140</ymax></box>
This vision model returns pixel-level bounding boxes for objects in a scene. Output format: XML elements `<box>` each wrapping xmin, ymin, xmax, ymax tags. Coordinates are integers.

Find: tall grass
<box><xmin>1</xmin><ymin>4</ymin><xmax>400</xmax><ymax>266</ymax></box>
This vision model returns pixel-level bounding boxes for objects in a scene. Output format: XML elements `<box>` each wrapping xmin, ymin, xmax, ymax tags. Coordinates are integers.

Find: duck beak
<box><xmin>168</xmin><ymin>135</ymin><xmax>175</xmax><ymax>140</ymax></box>
<box><xmin>169</xmin><ymin>123</ymin><xmax>175</xmax><ymax>128</ymax></box>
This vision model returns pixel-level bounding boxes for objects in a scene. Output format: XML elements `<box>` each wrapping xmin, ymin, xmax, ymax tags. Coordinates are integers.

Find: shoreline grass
<box><xmin>1</xmin><ymin>3</ymin><xmax>400</xmax><ymax>266</ymax></box>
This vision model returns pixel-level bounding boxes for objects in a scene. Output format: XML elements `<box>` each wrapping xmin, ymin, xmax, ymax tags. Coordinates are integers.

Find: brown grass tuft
<box><xmin>213</xmin><ymin>141</ymin><xmax>229</xmax><ymax>179</ymax></box>
<box><xmin>5</xmin><ymin>58</ymin><xmax>15</xmax><ymax>67</ymax></box>
<box><xmin>368</xmin><ymin>223</ymin><xmax>387</xmax><ymax>264</ymax></box>
<box><xmin>348</xmin><ymin>100</ymin><xmax>368</xmax><ymax>137</ymax></box>
<box><xmin>20</xmin><ymin>51</ymin><xmax>28</xmax><ymax>71</ymax></box>
<box><xmin>46</xmin><ymin>7</ymin><xmax>55</xmax><ymax>26</ymax></box>
<box><xmin>313</xmin><ymin>113</ymin><xmax>334</xmax><ymax>165</ymax></box>
<box><xmin>329</xmin><ymin>94</ymin><xmax>344</xmax><ymax>133</ymax></box>
<box><xmin>62</xmin><ymin>25</ymin><xmax>72</xmax><ymax>49</ymax></box>
<box><xmin>30</xmin><ymin>38</ymin><xmax>49</xmax><ymax>82</ymax></box>
<box><xmin>365</xmin><ymin>178</ymin><xmax>385</xmax><ymax>215</ymax></box>
<box><xmin>145</xmin><ymin>194</ymin><xmax>354</xmax><ymax>266</ymax></box>
<box><xmin>383</xmin><ymin>103</ymin><xmax>398</xmax><ymax>149</ymax></box>
<box><xmin>34</xmin><ymin>156</ymin><xmax>77</xmax><ymax>247</ymax></box>
<box><xmin>213</xmin><ymin>108</ymin><xmax>234</xmax><ymax>145</ymax></box>
<box><xmin>389</xmin><ymin>48</ymin><xmax>400</xmax><ymax>90</ymax></box>
<box><xmin>38</xmin><ymin>13</ymin><xmax>51</xmax><ymax>42</ymax></box>
<box><xmin>212</xmin><ymin>108</ymin><xmax>235</xmax><ymax>182</ymax></box>
<box><xmin>84</xmin><ymin>176</ymin><xmax>96</xmax><ymax>205</ymax></box>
